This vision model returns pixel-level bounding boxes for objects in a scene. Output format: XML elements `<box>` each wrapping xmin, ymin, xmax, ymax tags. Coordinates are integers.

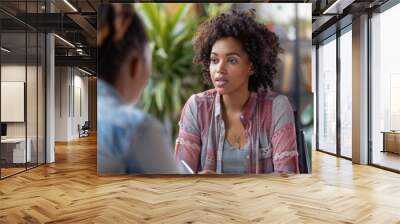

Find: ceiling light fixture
<box><xmin>78</xmin><ymin>67</ymin><xmax>92</xmax><ymax>76</ymax></box>
<box><xmin>54</xmin><ymin>34</ymin><xmax>75</xmax><ymax>48</ymax></box>
<box><xmin>323</xmin><ymin>0</ymin><xmax>355</xmax><ymax>15</ymax></box>
<box><xmin>63</xmin><ymin>0</ymin><xmax>78</xmax><ymax>12</ymax></box>
<box><xmin>1</xmin><ymin>47</ymin><xmax>11</xmax><ymax>53</ymax></box>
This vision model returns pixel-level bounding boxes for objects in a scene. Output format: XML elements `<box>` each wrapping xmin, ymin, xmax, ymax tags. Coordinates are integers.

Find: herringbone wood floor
<box><xmin>1</xmin><ymin>135</ymin><xmax>400</xmax><ymax>223</ymax></box>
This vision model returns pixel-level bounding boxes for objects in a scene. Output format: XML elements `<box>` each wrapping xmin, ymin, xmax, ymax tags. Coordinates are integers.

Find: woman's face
<box><xmin>209</xmin><ymin>37</ymin><xmax>253</xmax><ymax>95</ymax></box>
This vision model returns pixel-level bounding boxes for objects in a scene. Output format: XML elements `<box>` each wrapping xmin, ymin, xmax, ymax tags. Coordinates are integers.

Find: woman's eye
<box><xmin>228</xmin><ymin>58</ymin><xmax>238</xmax><ymax>64</ymax></box>
<box><xmin>210</xmin><ymin>58</ymin><xmax>219</xmax><ymax>64</ymax></box>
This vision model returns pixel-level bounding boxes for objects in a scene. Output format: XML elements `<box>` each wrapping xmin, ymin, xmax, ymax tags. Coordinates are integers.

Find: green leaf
<box><xmin>139</xmin><ymin>4</ymin><xmax>160</xmax><ymax>32</ymax></box>
<box><xmin>155</xmin><ymin>80</ymin><xmax>167</xmax><ymax>111</ymax></box>
<box><xmin>142</xmin><ymin>81</ymin><xmax>152</xmax><ymax>111</ymax></box>
<box><xmin>155</xmin><ymin>47</ymin><xmax>168</xmax><ymax>59</ymax></box>
<box><xmin>172</xmin><ymin>79</ymin><xmax>182</xmax><ymax>113</ymax></box>
<box><xmin>170</xmin><ymin>4</ymin><xmax>191</xmax><ymax>31</ymax></box>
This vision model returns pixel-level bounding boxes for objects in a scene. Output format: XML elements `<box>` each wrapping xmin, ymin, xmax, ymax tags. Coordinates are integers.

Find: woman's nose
<box><xmin>216</xmin><ymin>60</ymin><xmax>227</xmax><ymax>73</ymax></box>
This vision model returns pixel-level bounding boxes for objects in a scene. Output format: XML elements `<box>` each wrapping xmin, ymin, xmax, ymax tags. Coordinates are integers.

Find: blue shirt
<box><xmin>97</xmin><ymin>79</ymin><xmax>184</xmax><ymax>174</ymax></box>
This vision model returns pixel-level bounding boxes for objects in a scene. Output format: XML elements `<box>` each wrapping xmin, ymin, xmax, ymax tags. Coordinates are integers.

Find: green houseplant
<box><xmin>137</xmin><ymin>3</ymin><xmax>202</xmax><ymax>142</ymax></box>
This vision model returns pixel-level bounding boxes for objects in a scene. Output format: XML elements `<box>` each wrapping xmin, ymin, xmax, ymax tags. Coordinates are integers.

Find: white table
<box><xmin>1</xmin><ymin>138</ymin><xmax>31</xmax><ymax>163</ymax></box>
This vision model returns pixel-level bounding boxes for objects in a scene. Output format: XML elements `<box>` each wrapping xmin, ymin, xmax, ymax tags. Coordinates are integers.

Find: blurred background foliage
<box><xmin>137</xmin><ymin>3</ymin><xmax>201</xmax><ymax>140</ymax></box>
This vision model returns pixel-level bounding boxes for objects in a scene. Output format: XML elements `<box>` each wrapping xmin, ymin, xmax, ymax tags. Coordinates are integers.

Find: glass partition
<box><xmin>27</xmin><ymin>30</ymin><xmax>38</xmax><ymax>169</ymax></box>
<box><xmin>1</xmin><ymin>30</ymin><xmax>28</xmax><ymax>177</ymax></box>
<box><xmin>0</xmin><ymin>1</ymin><xmax>46</xmax><ymax>179</ymax></box>
<box><xmin>38</xmin><ymin>32</ymin><xmax>45</xmax><ymax>165</ymax></box>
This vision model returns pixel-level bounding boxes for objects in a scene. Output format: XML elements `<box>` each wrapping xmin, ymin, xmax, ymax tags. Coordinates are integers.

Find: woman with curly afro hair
<box><xmin>175</xmin><ymin>9</ymin><xmax>299</xmax><ymax>174</ymax></box>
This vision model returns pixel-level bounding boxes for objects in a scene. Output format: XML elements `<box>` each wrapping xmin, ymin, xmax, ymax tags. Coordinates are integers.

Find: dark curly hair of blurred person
<box><xmin>97</xmin><ymin>4</ymin><xmax>148</xmax><ymax>85</ymax></box>
<box><xmin>192</xmin><ymin>9</ymin><xmax>282</xmax><ymax>91</ymax></box>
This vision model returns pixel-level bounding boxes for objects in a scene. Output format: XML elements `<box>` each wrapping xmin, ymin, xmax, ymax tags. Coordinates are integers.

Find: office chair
<box><xmin>79</xmin><ymin>121</ymin><xmax>90</xmax><ymax>138</ymax></box>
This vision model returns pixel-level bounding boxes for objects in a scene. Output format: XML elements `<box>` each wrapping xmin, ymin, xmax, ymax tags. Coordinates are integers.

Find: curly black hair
<box><xmin>192</xmin><ymin>9</ymin><xmax>282</xmax><ymax>91</ymax></box>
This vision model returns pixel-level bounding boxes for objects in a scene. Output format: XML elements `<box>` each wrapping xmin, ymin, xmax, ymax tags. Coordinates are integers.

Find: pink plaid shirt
<box><xmin>175</xmin><ymin>89</ymin><xmax>299</xmax><ymax>174</ymax></box>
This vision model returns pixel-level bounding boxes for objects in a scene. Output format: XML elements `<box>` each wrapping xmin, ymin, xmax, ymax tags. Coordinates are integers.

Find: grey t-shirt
<box><xmin>222</xmin><ymin>139</ymin><xmax>250</xmax><ymax>174</ymax></box>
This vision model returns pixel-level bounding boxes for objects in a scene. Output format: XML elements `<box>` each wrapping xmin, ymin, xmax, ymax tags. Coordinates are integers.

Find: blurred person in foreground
<box><xmin>175</xmin><ymin>9</ymin><xmax>299</xmax><ymax>174</ymax></box>
<box><xmin>97</xmin><ymin>4</ymin><xmax>183</xmax><ymax>174</ymax></box>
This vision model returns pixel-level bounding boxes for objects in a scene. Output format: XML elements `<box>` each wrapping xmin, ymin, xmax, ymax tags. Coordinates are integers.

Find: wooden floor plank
<box><xmin>0</xmin><ymin>135</ymin><xmax>400</xmax><ymax>223</ymax></box>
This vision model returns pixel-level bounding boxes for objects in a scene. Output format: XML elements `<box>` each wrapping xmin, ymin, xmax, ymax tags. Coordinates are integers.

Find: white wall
<box><xmin>1</xmin><ymin>65</ymin><xmax>38</xmax><ymax>137</ymax></box>
<box><xmin>55</xmin><ymin>66</ymin><xmax>69</xmax><ymax>141</ymax></box>
<box><xmin>71</xmin><ymin>72</ymin><xmax>89</xmax><ymax>138</ymax></box>
<box><xmin>55</xmin><ymin>67</ymin><xmax>89</xmax><ymax>141</ymax></box>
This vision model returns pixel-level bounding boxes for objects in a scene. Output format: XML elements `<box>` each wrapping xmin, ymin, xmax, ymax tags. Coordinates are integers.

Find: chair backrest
<box><xmin>82</xmin><ymin>121</ymin><xmax>90</xmax><ymax>129</ymax></box>
<box><xmin>293</xmin><ymin>111</ymin><xmax>311</xmax><ymax>174</ymax></box>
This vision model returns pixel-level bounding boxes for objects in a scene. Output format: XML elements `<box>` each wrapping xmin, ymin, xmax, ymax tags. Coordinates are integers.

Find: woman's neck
<box><xmin>221</xmin><ymin>87</ymin><xmax>250</xmax><ymax>114</ymax></box>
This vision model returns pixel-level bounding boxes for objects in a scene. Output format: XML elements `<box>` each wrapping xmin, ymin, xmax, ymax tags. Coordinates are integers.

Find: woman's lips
<box><xmin>215</xmin><ymin>77</ymin><xmax>228</xmax><ymax>87</ymax></box>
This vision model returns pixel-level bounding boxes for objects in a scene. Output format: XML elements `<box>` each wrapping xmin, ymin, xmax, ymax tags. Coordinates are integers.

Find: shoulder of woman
<box><xmin>271</xmin><ymin>94</ymin><xmax>295</xmax><ymax>127</ymax></box>
<box><xmin>142</xmin><ymin>112</ymin><xmax>164</xmax><ymax>129</ymax></box>
<box><xmin>258</xmin><ymin>91</ymin><xmax>294</xmax><ymax>118</ymax></box>
<box><xmin>272</xmin><ymin>94</ymin><xmax>292</xmax><ymax>109</ymax></box>
<box><xmin>120</xmin><ymin>110</ymin><xmax>170</xmax><ymax>144</ymax></box>
<box><xmin>184</xmin><ymin>89</ymin><xmax>217</xmax><ymax>107</ymax></box>
<box><xmin>109</xmin><ymin>106</ymin><xmax>161</xmax><ymax>133</ymax></box>
<box><xmin>131</xmin><ymin>109</ymin><xmax>164</xmax><ymax>131</ymax></box>
<box><xmin>193</xmin><ymin>89</ymin><xmax>217</xmax><ymax>100</ymax></box>
<box><xmin>256</xmin><ymin>90</ymin><xmax>290</xmax><ymax>106</ymax></box>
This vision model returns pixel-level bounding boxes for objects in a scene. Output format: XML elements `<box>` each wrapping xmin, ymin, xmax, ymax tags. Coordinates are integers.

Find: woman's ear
<box><xmin>128</xmin><ymin>56</ymin><xmax>140</xmax><ymax>80</ymax></box>
<box><xmin>249</xmin><ymin>64</ymin><xmax>255</xmax><ymax>76</ymax></box>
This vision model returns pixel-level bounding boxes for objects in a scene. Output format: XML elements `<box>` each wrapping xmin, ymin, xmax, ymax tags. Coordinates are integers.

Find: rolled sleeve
<box><xmin>175</xmin><ymin>95</ymin><xmax>201</xmax><ymax>173</ymax></box>
<box><xmin>271</xmin><ymin>95</ymin><xmax>299</xmax><ymax>173</ymax></box>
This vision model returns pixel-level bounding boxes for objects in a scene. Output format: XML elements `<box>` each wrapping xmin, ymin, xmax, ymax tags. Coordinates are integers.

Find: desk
<box><xmin>381</xmin><ymin>131</ymin><xmax>400</xmax><ymax>154</ymax></box>
<box><xmin>1</xmin><ymin>138</ymin><xmax>31</xmax><ymax>163</ymax></box>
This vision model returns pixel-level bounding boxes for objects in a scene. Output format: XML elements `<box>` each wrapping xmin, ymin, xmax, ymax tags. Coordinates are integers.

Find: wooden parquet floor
<box><xmin>1</xmin><ymin>135</ymin><xmax>400</xmax><ymax>223</ymax></box>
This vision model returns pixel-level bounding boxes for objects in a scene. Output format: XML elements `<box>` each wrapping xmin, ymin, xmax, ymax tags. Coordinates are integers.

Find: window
<box><xmin>317</xmin><ymin>36</ymin><xmax>337</xmax><ymax>154</ymax></box>
<box><xmin>339</xmin><ymin>27</ymin><xmax>352</xmax><ymax>158</ymax></box>
<box><xmin>370</xmin><ymin>2</ymin><xmax>400</xmax><ymax>171</ymax></box>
